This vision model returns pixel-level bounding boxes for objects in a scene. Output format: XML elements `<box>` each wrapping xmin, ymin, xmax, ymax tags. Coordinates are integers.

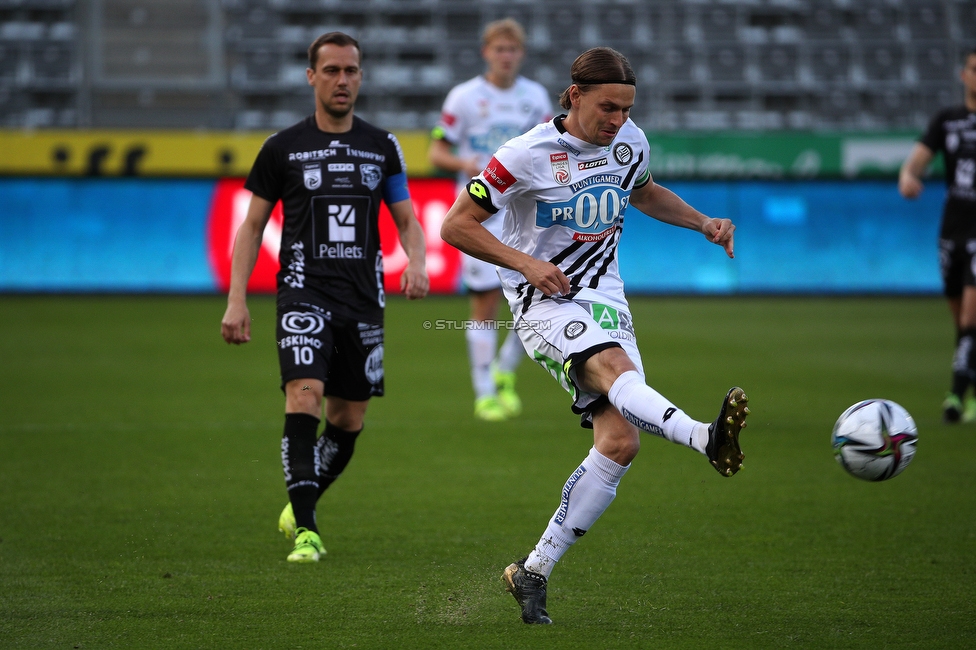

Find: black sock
<box><xmin>951</xmin><ymin>328</ymin><xmax>976</xmax><ymax>398</ymax></box>
<box><xmin>315</xmin><ymin>421</ymin><xmax>362</xmax><ymax>498</ymax></box>
<box><xmin>282</xmin><ymin>413</ymin><xmax>321</xmax><ymax>533</ymax></box>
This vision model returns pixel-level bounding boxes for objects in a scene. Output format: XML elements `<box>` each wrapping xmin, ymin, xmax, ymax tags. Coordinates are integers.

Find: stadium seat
<box><xmin>757</xmin><ymin>44</ymin><xmax>799</xmax><ymax>83</ymax></box>
<box><xmin>706</xmin><ymin>44</ymin><xmax>748</xmax><ymax>83</ymax></box>
<box><xmin>803</xmin><ymin>3</ymin><xmax>848</xmax><ymax>41</ymax></box>
<box><xmin>809</xmin><ymin>45</ymin><xmax>853</xmax><ymax>83</ymax></box>
<box><xmin>29</xmin><ymin>43</ymin><xmax>75</xmax><ymax>84</ymax></box>
<box><xmin>852</xmin><ymin>2</ymin><xmax>900</xmax><ymax>41</ymax></box>
<box><xmin>700</xmin><ymin>5</ymin><xmax>739</xmax><ymax>43</ymax></box>
<box><xmin>913</xmin><ymin>43</ymin><xmax>953</xmax><ymax>84</ymax></box>
<box><xmin>905</xmin><ymin>2</ymin><xmax>949</xmax><ymax>40</ymax></box>
<box><xmin>0</xmin><ymin>44</ymin><xmax>17</xmax><ymax>82</ymax></box>
<box><xmin>661</xmin><ymin>44</ymin><xmax>700</xmax><ymax>83</ymax></box>
<box><xmin>860</xmin><ymin>44</ymin><xmax>905</xmax><ymax>82</ymax></box>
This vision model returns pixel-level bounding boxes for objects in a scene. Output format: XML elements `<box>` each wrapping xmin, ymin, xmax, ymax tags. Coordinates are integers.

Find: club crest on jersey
<box><xmin>564</xmin><ymin>320</ymin><xmax>587</xmax><ymax>339</ymax></box>
<box><xmin>550</xmin><ymin>152</ymin><xmax>572</xmax><ymax>186</ymax></box>
<box><xmin>360</xmin><ymin>164</ymin><xmax>382</xmax><ymax>190</ymax></box>
<box><xmin>303</xmin><ymin>163</ymin><xmax>322</xmax><ymax>190</ymax></box>
<box><xmin>613</xmin><ymin>143</ymin><xmax>633</xmax><ymax>165</ymax></box>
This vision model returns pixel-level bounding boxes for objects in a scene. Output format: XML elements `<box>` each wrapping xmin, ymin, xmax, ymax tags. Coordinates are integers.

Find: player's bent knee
<box><xmin>592</xmin><ymin>406</ymin><xmax>641</xmax><ymax>465</ymax></box>
<box><xmin>285</xmin><ymin>379</ymin><xmax>324</xmax><ymax>415</ymax></box>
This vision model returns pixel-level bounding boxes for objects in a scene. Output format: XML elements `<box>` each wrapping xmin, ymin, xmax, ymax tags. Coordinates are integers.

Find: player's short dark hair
<box><xmin>308</xmin><ymin>32</ymin><xmax>361</xmax><ymax>69</ymax></box>
<box><xmin>558</xmin><ymin>47</ymin><xmax>636</xmax><ymax>110</ymax></box>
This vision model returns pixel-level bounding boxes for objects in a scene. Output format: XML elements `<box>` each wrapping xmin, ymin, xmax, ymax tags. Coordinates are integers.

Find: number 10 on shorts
<box><xmin>292</xmin><ymin>346</ymin><xmax>314</xmax><ymax>365</ymax></box>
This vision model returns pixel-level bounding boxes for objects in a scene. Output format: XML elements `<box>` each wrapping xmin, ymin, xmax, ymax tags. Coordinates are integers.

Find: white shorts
<box><xmin>515</xmin><ymin>298</ymin><xmax>645</xmax><ymax>426</ymax></box>
<box><xmin>460</xmin><ymin>253</ymin><xmax>502</xmax><ymax>292</ymax></box>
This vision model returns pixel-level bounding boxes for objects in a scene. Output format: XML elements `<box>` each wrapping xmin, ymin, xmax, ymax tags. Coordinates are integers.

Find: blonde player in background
<box><xmin>429</xmin><ymin>19</ymin><xmax>552</xmax><ymax>421</ymax></box>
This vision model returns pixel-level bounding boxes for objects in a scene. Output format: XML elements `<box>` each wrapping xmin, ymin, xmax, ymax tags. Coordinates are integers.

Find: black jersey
<box><xmin>245</xmin><ymin>115</ymin><xmax>410</xmax><ymax>320</ymax></box>
<box><xmin>920</xmin><ymin>106</ymin><xmax>976</xmax><ymax>239</ymax></box>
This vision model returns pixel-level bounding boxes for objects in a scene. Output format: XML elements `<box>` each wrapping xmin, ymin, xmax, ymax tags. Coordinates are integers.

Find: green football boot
<box><xmin>474</xmin><ymin>396</ymin><xmax>508</xmax><ymax>422</ymax></box>
<box><xmin>287</xmin><ymin>528</ymin><xmax>324</xmax><ymax>563</ymax></box>
<box><xmin>278</xmin><ymin>502</ymin><xmax>296</xmax><ymax>540</ymax></box>
<box><xmin>493</xmin><ymin>369</ymin><xmax>522</xmax><ymax>417</ymax></box>
<box><xmin>963</xmin><ymin>396</ymin><xmax>976</xmax><ymax>423</ymax></box>
<box><xmin>943</xmin><ymin>393</ymin><xmax>962</xmax><ymax>424</ymax></box>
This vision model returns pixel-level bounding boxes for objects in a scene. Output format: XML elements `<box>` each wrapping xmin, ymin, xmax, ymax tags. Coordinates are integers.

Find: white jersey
<box><xmin>468</xmin><ymin>115</ymin><xmax>651</xmax><ymax>317</ymax></box>
<box><xmin>435</xmin><ymin>75</ymin><xmax>552</xmax><ymax>237</ymax></box>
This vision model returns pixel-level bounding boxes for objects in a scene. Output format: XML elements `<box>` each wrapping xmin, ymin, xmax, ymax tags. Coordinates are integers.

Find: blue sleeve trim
<box><xmin>383</xmin><ymin>171</ymin><xmax>410</xmax><ymax>205</ymax></box>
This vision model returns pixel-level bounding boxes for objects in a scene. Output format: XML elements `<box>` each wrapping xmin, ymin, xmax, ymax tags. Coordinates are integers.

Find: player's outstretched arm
<box><xmin>899</xmin><ymin>143</ymin><xmax>934</xmax><ymax>200</ymax></box>
<box><xmin>629</xmin><ymin>179</ymin><xmax>736</xmax><ymax>259</ymax></box>
<box><xmin>442</xmin><ymin>191</ymin><xmax>570</xmax><ymax>296</ymax></box>
<box><xmin>221</xmin><ymin>194</ymin><xmax>274</xmax><ymax>344</ymax></box>
<box><xmin>388</xmin><ymin>199</ymin><xmax>429</xmax><ymax>300</ymax></box>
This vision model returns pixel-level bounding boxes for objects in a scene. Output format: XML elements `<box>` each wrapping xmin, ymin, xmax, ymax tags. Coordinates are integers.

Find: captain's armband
<box><xmin>465</xmin><ymin>179</ymin><xmax>499</xmax><ymax>214</ymax></box>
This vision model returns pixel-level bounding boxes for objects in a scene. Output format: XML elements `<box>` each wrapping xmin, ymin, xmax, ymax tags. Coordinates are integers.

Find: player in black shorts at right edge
<box><xmin>900</xmin><ymin>47</ymin><xmax>976</xmax><ymax>423</ymax></box>
<box><xmin>221</xmin><ymin>32</ymin><xmax>428</xmax><ymax>562</ymax></box>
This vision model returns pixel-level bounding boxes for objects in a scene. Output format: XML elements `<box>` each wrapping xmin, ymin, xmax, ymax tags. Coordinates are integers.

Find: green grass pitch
<box><xmin>1</xmin><ymin>294</ymin><xmax>974</xmax><ymax>648</ymax></box>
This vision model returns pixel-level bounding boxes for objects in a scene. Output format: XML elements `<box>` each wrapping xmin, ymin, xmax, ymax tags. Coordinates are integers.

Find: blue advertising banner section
<box><xmin>618</xmin><ymin>180</ymin><xmax>944</xmax><ymax>294</ymax></box>
<box><xmin>0</xmin><ymin>178</ymin><xmax>946</xmax><ymax>294</ymax></box>
<box><xmin>0</xmin><ymin>179</ymin><xmax>216</xmax><ymax>292</ymax></box>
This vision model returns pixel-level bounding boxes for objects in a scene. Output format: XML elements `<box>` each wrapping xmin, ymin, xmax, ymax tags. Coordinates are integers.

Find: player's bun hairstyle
<box><xmin>559</xmin><ymin>47</ymin><xmax>636</xmax><ymax>110</ymax></box>
<box><xmin>308</xmin><ymin>32</ymin><xmax>361</xmax><ymax>69</ymax></box>
<box><xmin>481</xmin><ymin>18</ymin><xmax>526</xmax><ymax>48</ymax></box>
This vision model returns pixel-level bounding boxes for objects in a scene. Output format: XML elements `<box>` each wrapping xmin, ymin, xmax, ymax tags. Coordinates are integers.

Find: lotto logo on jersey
<box><xmin>483</xmin><ymin>156</ymin><xmax>517</xmax><ymax>193</ymax></box>
<box><xmin>535</xmin><ymin>185</ymin><xmax>630</xmax><ymax>240</ymax></box>
<box><xmin>578</xmin><ymin>157</ymin><xmax>608</xmax><ymax>171</ymax></box>
<box><xmin>550</xmin><ymin>152</ymin><xmax>571</xmax><ymax>186</ymax></box>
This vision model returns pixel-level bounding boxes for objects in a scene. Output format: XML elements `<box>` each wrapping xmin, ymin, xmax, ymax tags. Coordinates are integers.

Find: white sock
<box><xmin>496</xmin><ymin>328</ymin><xmax>525</xmax><ymax>374</ymax></box>
<box><xmin>608</xmin><ymin>370</ymin><xmax>709</xmax><ymax>454</ymax></box>
<box><xmin>466</xmin><ymin>326</ymin><xmax>497</xmax><ymax>399</ymax></box>
<box><xmin>524</xmin><ymin>447</ymin><xmax>629</xmax><ymax>578</ymax></box>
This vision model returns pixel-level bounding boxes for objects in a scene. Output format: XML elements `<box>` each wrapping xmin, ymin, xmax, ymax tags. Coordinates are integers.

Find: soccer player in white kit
<box><xmin>442</xmin><ymin>47</ymin><xmax>750</xmax><ymax>624</ymax></box>
<box><xmin>428</xmin><ymin>19</ymin><xmax>552</xmax><ymax>422</ymax></box>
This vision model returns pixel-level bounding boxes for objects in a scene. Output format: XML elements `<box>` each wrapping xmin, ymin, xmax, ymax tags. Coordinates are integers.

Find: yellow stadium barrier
<box><xmin>0</xmin><ymin>129</ymin><xmax>435</xmax><ymax>177</ymax></box>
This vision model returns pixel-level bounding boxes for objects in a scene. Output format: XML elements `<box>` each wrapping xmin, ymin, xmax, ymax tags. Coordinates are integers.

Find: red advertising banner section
<box><xmin>208</xmin><ymin>177</ymin><xmax>462</xmax><ymax>294</ymax></box>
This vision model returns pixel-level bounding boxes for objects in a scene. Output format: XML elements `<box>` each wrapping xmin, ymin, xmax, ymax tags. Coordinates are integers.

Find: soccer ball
<box><xmin>831</xmin><ymin>399</ymin><xmax>918</xmax><ymax>481</ymax></box>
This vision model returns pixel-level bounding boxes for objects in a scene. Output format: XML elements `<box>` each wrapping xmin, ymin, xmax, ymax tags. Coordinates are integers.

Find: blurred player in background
<box><xmin>900</xmin><ymin>47</ymin><xmax>976</xmax><ymax>424</ymax></box>
<box><xmin>442</xmin><ymin>47</ymin><xmax>749</xmax><ymax>624</ymax></box>
<box><xmin>221</xmin><ymin>32</ymin><xmax>428</xmax><ymax>563</ymax></box>
<box><xmin>428</xmin><ymin>18</ymin><xmax>552</xmax><ymax>422</ymax></box>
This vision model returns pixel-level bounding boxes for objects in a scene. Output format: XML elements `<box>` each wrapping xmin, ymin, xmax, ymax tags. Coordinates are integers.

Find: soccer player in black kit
<box><xmin>221</xmin><ymin>32</ymin><xmax>428</xmax><ymax>562</ymax></box>
<box><xmin>900</xmin><ymin>47</ymin><xmax>976</xmax><ymax>424</ymax></box>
